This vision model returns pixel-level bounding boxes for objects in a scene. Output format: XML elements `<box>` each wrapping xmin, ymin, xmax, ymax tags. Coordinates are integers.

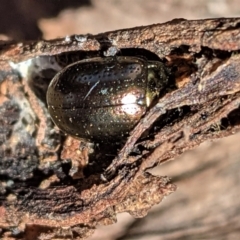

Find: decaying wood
<box><xmin>0</xmin><ymin>18</ymin><xmax>240</xmax><ymax>239</ymax></box>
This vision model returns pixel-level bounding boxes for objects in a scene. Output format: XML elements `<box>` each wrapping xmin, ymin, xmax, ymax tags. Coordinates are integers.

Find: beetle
<box><xmin>47</xmin><ymin>56</ymin><xmax>169</xmax><ymax>143</ymax></box>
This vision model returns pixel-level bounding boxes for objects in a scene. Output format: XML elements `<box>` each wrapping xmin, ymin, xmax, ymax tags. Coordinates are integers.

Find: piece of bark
<box><xmin>0</xmin><ymin>18</ymin><xmax>240</xmax><ymax>239</ymax></box>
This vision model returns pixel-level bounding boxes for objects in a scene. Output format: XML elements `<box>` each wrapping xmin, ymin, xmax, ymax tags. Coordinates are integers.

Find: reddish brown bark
<box><xmin>0</xmin><ymin>18</ymin><xmax>240</xmax><ymax>239</ymax></box>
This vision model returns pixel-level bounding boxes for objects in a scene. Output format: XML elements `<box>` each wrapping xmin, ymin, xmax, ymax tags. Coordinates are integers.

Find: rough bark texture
<box><xmin>0</xmin><ymin>18</ymin><xmax>240</xmax><ymax>239</ymax></box>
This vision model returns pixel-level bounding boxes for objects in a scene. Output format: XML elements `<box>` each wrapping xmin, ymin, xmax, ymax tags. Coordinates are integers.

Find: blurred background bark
<box><xmin>0</xmin><ymin>1</ymin><xmax>240</xmax><ymax>239</ymax></box>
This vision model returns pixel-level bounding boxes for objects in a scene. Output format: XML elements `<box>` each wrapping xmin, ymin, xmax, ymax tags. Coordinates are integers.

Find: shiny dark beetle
<box><xmin>47</xmin><ymin>56</ymin><xmax>168</xmax><ymax>142</ymax></box>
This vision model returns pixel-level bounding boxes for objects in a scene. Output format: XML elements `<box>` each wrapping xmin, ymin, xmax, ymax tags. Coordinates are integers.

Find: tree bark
<box><xmin>0</xmin><ymin>18</ymin><xmax>240</xmax><ymax>239</ymax></box>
